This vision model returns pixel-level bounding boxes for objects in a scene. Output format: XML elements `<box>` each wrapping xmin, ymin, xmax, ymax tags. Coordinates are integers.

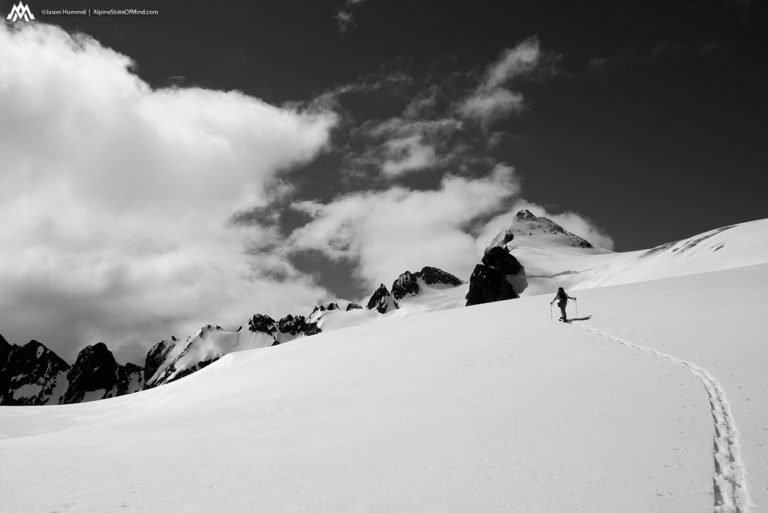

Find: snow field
<box><xmin>4</xmin><ymin>264</ymin><xmax>767</xmax><ymax>511</ymax></box>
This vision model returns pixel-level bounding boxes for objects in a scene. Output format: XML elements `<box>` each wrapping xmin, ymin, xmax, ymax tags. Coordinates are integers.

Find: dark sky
<box><xmin>27</xmin><ymin>0</ymin><xmax>764</xmax><ymax>250</ymax></box>
<box><xmin>7</xmin><ymin>0</ymin><xmax>768</xmax><ymax>301</ymax></box>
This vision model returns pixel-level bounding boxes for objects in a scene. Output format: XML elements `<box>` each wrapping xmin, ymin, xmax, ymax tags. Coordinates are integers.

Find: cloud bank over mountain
<box><xmin>0</xmin><ymin>23</ymin><xmax>336</xmax><ymax>362</ymax></box>
<box><xmin>0</xmin><ymin>24</ymin><xmax>610</xmax><ymax>361</ymax></box>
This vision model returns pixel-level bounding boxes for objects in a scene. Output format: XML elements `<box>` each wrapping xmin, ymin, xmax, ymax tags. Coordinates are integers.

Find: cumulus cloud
<box><xmin>0</xmin><ymin>23</ymin><xmax>336</xmax><ymax>362</ymax></box>
<box><xmin>380</xmin><ymin>135</ymin><xmax>438</xmax><ymax>176</ymax></box>
<box><xmin>458</xmin><ymin>36</ymin><xmax>543</xmax><ymax>123</ymax></box>
<box><xmin>287</xmin><ymin>163</ymin><xmax>614</xmax><ymax>292</ymax></box>
<box><xmin>1</xmin><ymin>25</ymin><xmax>612</xmax><ymax>363</ymax></box>
<box><xmin>277</xmin><ymin>34</ymin><xmax>610</xmax><ymax>294</ymax></box>
<box><xmin>458</xmin><ymin>89</ymin><xmax>525</xmax><ymax>124</ymax></box>
<box><xmin>484</xmin><ymin>39</ymin><xmax>542</xmax><ymax>88</ymax></box>
<box><xmin>288</xmin><ymin>165</ymin><xmax>521</xmax><ymax>287</ymax></box>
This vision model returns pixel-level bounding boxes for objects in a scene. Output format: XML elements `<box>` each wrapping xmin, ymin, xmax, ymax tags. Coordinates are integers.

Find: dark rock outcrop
<box><xmin>345</xmin><ymin>302</ymin><xmax>363</xmax><ymax>311</ymax></box>
<box><xmin>248</xmin><ymin>314</ymin><xmax>277</xmax><ymax>334</ymax></box>
<box><xmin>481</xmin><ymin>246</ymin><xmax>523</xmax><ymax>276</ymax></box>
<box><xmin>0</xmin><ymin>333</ymin><xmax>11</xmax><ymax>364</ymax></box>
<box><xmin>415</xmin><ymin>266</ymin><xmax>463</xmax><ymax>287</ymax></box>
<box><xmin>144</xmin><ymin>339</ymin><xmax>175</xmax><ymax>385</ymax></box>
<box><xmin>276</xmin><ymin>315</ymin><xmax>320</xmax><ymax>337</ymax></box>
<box><xmin>165</xmin><ymin>358</ymin><xmax>219</xmax><ymax>383</ymax></box>
<box><xmin>466</xmin><ymin>246</ymin><xmax>523</xmax><ymax>306</ymax></box>
<box><xmin>62</xmin><ymin>342</ymin><xmax>144</xmax><ymax>404</ymax></box>
<box><xmin>145</xmin><ymin>311</ymin><xmax>324</xmax><ymax>388</ymax></box>
<box><xmin>391</xmin><ymin>271</ymin><xmax>420</xmax><ymax>300</ymax></box>
<box><xmin>367</xmin><ymin>266</ymin><xmax>464</xmax><ymax>313</ymax></box>
<box><xmin>367</xmin><ymin>284</ymin><xmax>397</xmax><ymax>314</ymax></box>
<box><xmin>311</xmin><ymin>302</ymin><xmax>344</xmax><ymax>316</ymax></box>
<box><xmin>0</xmin><ymin>339</ymin><xmax>70</xmax><ymax>405</ymax></box>
<box><xmin>118</xmin><ymin>363</ymin><xmax>144</xmax><ymax>396</ymax></box>
<box><xmin>64</xmin><ymin>343</ymin><xmax>118</xmax><ymax>403</ymax></box>
<box><xmin>465</xmin><ymin>264</ymin><xmax>519</xmax><ymax>306</ymax></box>
<box><xmin>516</xmin><ymin>208</ymin><xmax>536</xmax><ymax>221</ymax></box>
<box><xmin>1</xmin><ymin>335</ymin><xmax>144</xmax><ymax>405</ymax></box>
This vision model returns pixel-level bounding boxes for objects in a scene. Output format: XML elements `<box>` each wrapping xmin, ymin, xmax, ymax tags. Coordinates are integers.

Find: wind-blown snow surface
<box><xmin>1</xmin><ymin>264</ymin><xmax>766</xmax><ymax>512</ymax></box>
<box><xmin>314</xmin><ymin>218</ymin><xmax>768</xmax><ymax>334</ymax></box>
<box><xmin>511</xmin><ymin>218</ymin><xmax>768</xmax><ymax>296</ymax></box>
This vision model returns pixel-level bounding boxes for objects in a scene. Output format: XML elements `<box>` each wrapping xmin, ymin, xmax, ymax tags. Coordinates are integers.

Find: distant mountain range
<box><xmin>0</xmin><ymin>337</ymin><xmax>143</xmax><ymax>405</ymax></box>
<box><xmin>4</xmin><ymin>209</ymin><xmax>765</xmax><ymax>406</ymax></box>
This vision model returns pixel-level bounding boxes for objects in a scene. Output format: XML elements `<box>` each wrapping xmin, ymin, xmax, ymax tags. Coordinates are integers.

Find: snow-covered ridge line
<box><xmin>575</xmin><ymin>323</ymin><xmax>750</xmax><ymax>513</ymax></box>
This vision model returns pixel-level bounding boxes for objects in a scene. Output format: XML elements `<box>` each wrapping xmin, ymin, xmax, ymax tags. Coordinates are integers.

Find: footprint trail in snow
<box><xmin>573</xmin><ymin>323</ymin><xmax>751</xmax><ymax>513</ymax></box>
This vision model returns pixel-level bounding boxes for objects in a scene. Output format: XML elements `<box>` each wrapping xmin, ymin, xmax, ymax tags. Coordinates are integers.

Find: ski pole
<box><xmin>575</xmin><ymin>299</ymin><xmax>579</xmax><ymax>317</ymax></box>
<box><xmin>549</xmin><ymin>303</ymin><xmax>552</xmax><ymax>322</ymax></box>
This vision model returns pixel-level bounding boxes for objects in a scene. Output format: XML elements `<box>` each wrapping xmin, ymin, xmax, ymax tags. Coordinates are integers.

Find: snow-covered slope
<box><xmin>144</xmin><ymin>315</ymin><xmax>320</xmax><ymax>388</ymax></box>
<box><xmin>7</xmin><ymin>213</ymin><xmax>764</xmax><ymax>404</ymax></box>
<box><xmin>1</xmin><ymin>263</ymin><xmax>766</xmax><ymax>512</ymax></box>
<box><xmin>300</xmin><ymin>214</ymin><xmax>768</xmax><ymax>339</ymax></box>
<box><xmin>494</xmin><ymin>211</ymin><xmax>768</xmax><ymax>295</ymax></box>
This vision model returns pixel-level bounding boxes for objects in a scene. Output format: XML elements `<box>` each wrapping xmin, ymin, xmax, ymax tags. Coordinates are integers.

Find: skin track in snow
<box><xmin>574</xmin><ymin>323</ymin><xmax>750</xmax><ymax>513</ymax></box>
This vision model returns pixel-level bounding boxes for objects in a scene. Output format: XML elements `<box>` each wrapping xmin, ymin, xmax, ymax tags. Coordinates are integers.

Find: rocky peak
<box><xmin>16</xmin><ymin>340</ymin><xmax>68</xmax><ymax>374</ymax></box>
<box><xmin>0</xmin><ymin>333</ymin><xmax>10</xmax><ymax>362</ymax></box>
<box><xmin>515</xmin><ymin>209</ymin><xmax>537</xmax><ymax>220</ymax></box>
<box><xmin>144</xmin><ymin>339</ymin><xmax>173</xmax><ymax>385</ymax></box>
<box><xmin>366</xmin><ymin>284</ymin><xmax>397</xmax><ymax>314</ymax></box>
<box><xmin>492</xmin><ymin>209</ymin><xmax>593</xmax><ymax>249</ymax></box>
<box><xmin>367</xmin><ymin>266</ymin><xmax>464</xmax><ymax>314</ymax></box>
<box><xmin>345</xmin><ymin>302</ymin><xmax>363</xmax><ymax>311</ymax></box>
<box><xmin>63</xmin><ymin>342</ymin><xmax>144</xmax><ymax>404</ymax></box>
<box><xmin>75</xmin><ymin>342</ymin><xmax>117</xmax><ymax>367</ymax></box>
<box><xmin>311</xmin><ymin>302</ymin><xmax>343</xmax><ymax>316</ymax></box>
<box><xmin>0</xmin><ymin>338</ymin><xmax>70</xmax><ymax>405</ymax></box>
<box><xmin>248</xmin><ymin>314</ymin><xmax>277</xmax><ymax>334</ymax></box>
<box><xmin>415</xmin><ymin>266</ymin><xmax>463</xmax><ymax>286</ymax></box>
<box><xmin>62</xmin><ymin>343</ymin><xmax>120</xmax><ymax>404</ymax></box>
<box><xmin>276</xmin><ymin>314</ymin><xmax>320</xmax><ymax>337</ymax></box>
<box><xmin>392</xmin><ymin>271</ymin><xmax>420</xmax><ymax>301</ymax></box>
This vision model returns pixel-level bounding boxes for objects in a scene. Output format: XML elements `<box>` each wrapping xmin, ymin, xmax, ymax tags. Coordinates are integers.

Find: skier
<box><xmin>550</xmin><ymin>287</ymin><xmax>576</xmax><ymax>322</ymax></box>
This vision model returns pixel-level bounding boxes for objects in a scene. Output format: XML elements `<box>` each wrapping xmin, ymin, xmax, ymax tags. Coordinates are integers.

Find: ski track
<box><xmin>573</xmin><ymin>323</ymin><xmax>750</xmax><ymax>513</ymax></box>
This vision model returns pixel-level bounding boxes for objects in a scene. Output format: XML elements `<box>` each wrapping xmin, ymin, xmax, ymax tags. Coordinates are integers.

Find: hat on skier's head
<box><xmin>557</xmin><ymin>287</ymin><xmax>565</xmax><ymax>293</ymax></box>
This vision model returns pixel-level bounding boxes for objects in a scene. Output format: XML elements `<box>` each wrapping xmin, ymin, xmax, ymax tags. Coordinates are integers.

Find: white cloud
<box><xmin>335</xmin><ymin>0</ymin><xmax>368</xmax><ymax>33</ymax></box>
<box><xmin>335</xmin><ymin>10</ymin><xmax>355</xmax><ymax>32</ymax></box>
<box><xmin>0</xmin><ymin>23</ymin><xmax>336</xmax><ymax>362</ymax></box>
<box><xmin>457</xmin><ymin>89</ymin><xmax>525</xmax><ymax>124</ymax></box>
<box><xmin>458</xmin><ymin>36</ymin><xmax>542</xmax><ymax>123</ymax></box>
<box><xmin>380</xmin><ymin>135</ymin><xmax>438</xmax><ymax>176</ymax></box>
<box><xmin>484</xmin><ymin>37</ymin><xmax>541</xmax><ymax>89</ymax></box>
<box><xmin>342</xmin><ymin>115</ymin><xmax>463</xmax><ymax>180</ymax></box>
<box><xmin>288</xmin><ymin>165</ymin><xmax>521</xmax><ymax>287</ymax></box>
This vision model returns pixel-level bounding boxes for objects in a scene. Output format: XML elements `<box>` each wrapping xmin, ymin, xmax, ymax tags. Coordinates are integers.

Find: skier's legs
<box><xmin>559</xmin><ymin>303</ymin><xmax>567</xmax><ymax>321</ymax></box>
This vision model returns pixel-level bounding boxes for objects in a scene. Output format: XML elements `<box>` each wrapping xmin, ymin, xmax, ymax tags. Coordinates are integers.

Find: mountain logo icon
<box><xmin>6</xmin><ymin>2</ymin><xmax>35</xmax><ymax>21</ymax></box>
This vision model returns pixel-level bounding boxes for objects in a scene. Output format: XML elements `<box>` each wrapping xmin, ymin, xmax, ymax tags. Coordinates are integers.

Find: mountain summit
<box><xmin>488</xmin><ymin>209</ymin><xmax>594</xmax><ymax>250</ymax></box>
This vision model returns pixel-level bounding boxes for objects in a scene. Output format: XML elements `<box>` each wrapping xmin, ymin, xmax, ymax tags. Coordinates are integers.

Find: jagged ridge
<box><xmin>366</xmin><ymin>266</ymin><xmax>464</xmax><ymax>314</ymax></box>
